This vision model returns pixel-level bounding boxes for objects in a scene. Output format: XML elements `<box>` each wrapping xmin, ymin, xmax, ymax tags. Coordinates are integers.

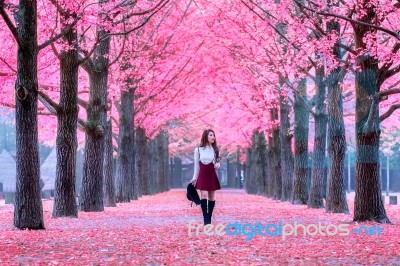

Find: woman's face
<box><xmin>208</xmin><ymin>131</ymin><xmax>215</xmax><ymax>144</ymax></box>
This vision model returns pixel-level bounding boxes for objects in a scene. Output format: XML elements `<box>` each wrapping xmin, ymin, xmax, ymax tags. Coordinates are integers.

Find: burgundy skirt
<box><xmin>195</xmin><ymin>161</ymin><xmax>221</xmax><ymax>191</ymax></box>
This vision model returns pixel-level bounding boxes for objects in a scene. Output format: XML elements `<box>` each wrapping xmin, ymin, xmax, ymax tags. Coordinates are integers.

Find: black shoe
<box><xmin>208</xmin><ymin>200</ymin><xmax>215</xmax><ymax>224</ymax></box>
<box><xmin>200</xmin><ymin>199</ymin><xmax>208</xmax><ymax>225</ymax></box>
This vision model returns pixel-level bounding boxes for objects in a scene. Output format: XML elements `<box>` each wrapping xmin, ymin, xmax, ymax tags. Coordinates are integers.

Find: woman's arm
<box><xmin>191</xmin><ymin>148</ymin><xmax>200</xmax><ymax>182</ymax></box>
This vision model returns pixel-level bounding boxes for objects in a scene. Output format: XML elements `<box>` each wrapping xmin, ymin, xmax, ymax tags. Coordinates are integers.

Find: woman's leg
<box><xmin>208</xmin><ymin>191</ymin><xmax>215</xmax><ymax>201</ymax></box>
<box><xmin>207</xmin><ymin>191</ymin><xmax>216</xmax><ymax>224</ymax></box>
<box><xmin>199</xmin><ymin>190</ymin><xmax>208</xmax><ymax>225</ymax></box>
<box><xmin>199</xmin><ymin>190</ymin><xmax>208</xmax><ymax>200</ymax></box>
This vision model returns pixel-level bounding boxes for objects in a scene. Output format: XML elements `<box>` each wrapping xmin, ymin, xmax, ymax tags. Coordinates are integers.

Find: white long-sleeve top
<box><xmin>192</xmin><ymin>146</ymin><xmax>220</xmax><ymax>180</ymax></box>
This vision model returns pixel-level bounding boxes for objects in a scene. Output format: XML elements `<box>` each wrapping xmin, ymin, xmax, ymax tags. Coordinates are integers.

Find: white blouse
<box><xmin>192</xmin><ymin>146</ymin><xmax>220</xmax><ymax>180</ymax></box>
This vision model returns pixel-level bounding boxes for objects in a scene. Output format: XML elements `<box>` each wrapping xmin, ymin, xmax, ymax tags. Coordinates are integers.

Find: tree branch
<box><xmin>240</xmin><ymin>0</ymin><xmax>300</xmax><ymax>51</ymax></box>
<box><xmin>0</xmin><ymin>102</ymin><xmax>15</xmax><ymax>108</ymax></box>
<box><xmin>38</xmin><ymin>112</ymin><xmax>55</xmax><ymax>116</ymax></box>
<box><xmin>112</xmin><ymin>116</ymin><xmax>119</xmax><ymax>127</ymax></box>
<box><xmin>78</xmin><ymin>98</ymin><xmax>89</xmax><ymax>109</ymax></box>
<box><xmin>0</xmin><ymin>57</ymin><xmax>16</xmax><ymax>73</ymax></box>
<box><xmin>49</xmin><ymin>0</ymin><xmax>69</xmax><ymax>17</ymax></box>
<box><xmin>50</xmin><ymin>41</ymin><xmax>61</xmax><ymax>61</ymax></box>
<box><xmin>113</xmin><ymin>132</ymin><xmax>119</xmax><ymax>143</ymax></box>
<box><xmin>298</xmin><ymin>94</ymin><xmax>317</xmax><ymax>117</ymax></box>
<box><xmin>383</xmin><ymin>64</ymin><xmax>400</xmax><ymax>81</ymax></box>
<box><xmin>338</xmin><ymin>43</ymin><xmax>357</xmax><ymax>55</ymax></box>
<box><xmin>379</xmin><ymin>88</ymin><xmax>400</xmax><ymax>101</ymax></box>
<box><xmin>293</xmin><ymin>0</ymin><xmax>400</xmax><ymax>40</ymax></box>
<box><xmin>110</xmin><ymin>0</ymin><xmax>169</xmax><ymax>36</ymax></box>
<box><xmin>78</xmin><ymin>35</ymin><xmax>100</xmax><ymax>66</ymax></box>
<box><xmin>38</xmin><ymin>15</ymin><xmax>81</xmax><ymax>51</ymax></box>
<box><xmin>38</xmin><ymin>91</ymin><xmax>61</xmax><ymax>114</ymax></box>
<box><xmin>379</xmin><ymin>43</ymin><xmax>400</xmax><ymax>75</ymax></box>
<box><xmin>113</xmin><ymin>0</ymin><xmax>169</xmax><ymax>24</ymax></box>
<box><xmin>78</xmin><ymin>53</ymin><xmax>96</xmax><ymax>75</ymax></box>
<box><xmin>135</xmin><ymin>57</ymin><xmax>192</xmax><ymax>114</ymax></box>
<box><xmin>364</xmin><ymin>94</ymin><xmax>379</xmax><ymax>133</ymax></box>
<box><xmin>77</xmin><ymin>118</ymin><xmax>91</xmax><ymax>134</ymax></box>
<box><xmin>380</xmin><ymin>104</ymin><xmax>400</xmax><ymax>122</ymax></box>
<box><xmin>0</xmin><ymin>1</ymin><xmax>23</xmax><ymax>48</ymax></box>
<box><xmin>108</xmin><ymin>35</ymin><xmax>126</xmax><ymax>67</ymax></box>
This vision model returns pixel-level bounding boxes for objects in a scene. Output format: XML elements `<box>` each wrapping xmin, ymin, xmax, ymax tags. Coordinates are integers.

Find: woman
<box><xmin>190</xmin><ymin>129</ymin><xmax>221</xmax><ymax>225</ymax></box>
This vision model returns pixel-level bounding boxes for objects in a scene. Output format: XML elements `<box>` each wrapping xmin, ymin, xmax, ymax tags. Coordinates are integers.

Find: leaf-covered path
<box><xmin>1</xmin><ymin>189</ymin><xmax>400</xmax><ymax>265</ymax></box>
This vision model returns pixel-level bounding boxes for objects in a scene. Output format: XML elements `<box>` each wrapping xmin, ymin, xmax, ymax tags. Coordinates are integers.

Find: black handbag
<box><xmin>187</xmin><ymin>182</ymin><xmax>201</xmax><ymax>207</ymax></box>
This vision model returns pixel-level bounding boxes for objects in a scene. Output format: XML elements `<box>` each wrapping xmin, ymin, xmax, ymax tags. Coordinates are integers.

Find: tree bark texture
<box><xmin>325</xmin><ymin>18</ymin><xmax>349</xmax><ymax>214</ymax></box>
<box><xmin>269</xmin><ymin>108</ymin><xmax>282</xmax><ymax>199</ymax></box>
<box><xmin>291</xmin><ymin>78</ymin><xmax>310</xmax><ymax>204</ymax></box>
<box><xmin>80</xmin><ymin>28</ymin><xmax>110</xmax><ymax>211</ymax></box>
<box><xmin>245</xmin><ymin>147</ymin><xmax>257</xmax><ymax>194</ymax></box>
<box><xmin>13</xmin><ymin>0</ymin><xmax>45</xmax><ymax>229</ymax></box>
<box><xmin>279</xmin><ymin>96</ymin><xmax>294</xmax><ymax>201</ymax></box>
<box><xmin>353</xmin><ymin>3</ymin><xmax>389</xmax><ymax>223</ymax></box>
<box><xmin>135</xmin><ymin>127</ymin><xmax>150</xmax><ymax>196</ymax></box>
<box><xmin>115</xmin><ymin>89</ymin><xmax>134</xmax><ymax>202</ymax></box>
<box><xmin>308</xmin><ymin>65</ymin><xmax>327</xmax><ymax>209</ymax></box>
<box><xmin>163</xmin><ymin>132</ymin><xmax>170</xmax><ymax>191</ymax></box>
<box><xmin>103</xmin><ymin>119</ymin><xmax>115</xmax><ymax>207</ymax></box>
<box><xmin>255</xmin><ymin>132</ymin><xmax>268</xmax><ymax>195</ymax></box>
<box><xmin>53</xmin><ymin>18</ymin><xmax>79</xmax><ymax>218</ymax></box>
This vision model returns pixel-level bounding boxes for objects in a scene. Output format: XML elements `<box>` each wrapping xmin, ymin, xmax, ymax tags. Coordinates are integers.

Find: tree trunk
<box><xmin>353</xmin><ymin>3</ymin><xmax>389</xmax><ymax>223</ymax></box>
<box><xmin>279</xmin><ymin>96</ymin><xmax>293</xmax><ymax>201</ymax></box>
<box><xmin>236</xmin><ymin>147</ymin><xmax>241</xmax><ymax>188</ymax></box>
<box><xmin>163</xmin><ymin>132</ymin><xmax>169</xmax><ymax>192</ymax></box>
<box><xmin>103</xmin><ymin>119</ymin><xmax>115</xmax><ymax>207</ymax></box>
<box><xmin>267</xmin><ymin>137</ymin><xmax>274</xmax><ymax>197</ymax></box>
<box><xmin>135</xmin><ymin>127</ymin><xmax>149</xmax><ymax>196</ymax></box>
<box><xmin>245</xmin><ymin>146</ymin><xmax>256</xmax><ymax>194</ymax></box>
<box><xmin>308</xmin><ymin>65</ymin><xmax>327</xmax><ymax>209</ymax></box>
<box><xmin>53</xmin><ymin>19</ymin><xmax>79</xmax><ymax>218</ymax></box>
<box><xmin>130</xmin><ymin>107</ymin><xmax>138</xmax><ymax>200</ymax></box>
<box><xmin>227</xmin><ymin>158</ymin><xmax>236</xmax><ymax>187</ymax></box>
<box><xmin>12</xmin><ymin>0</ymin><xmax>44</xmax><ymax>229</ymax></box>
<box><xmin>244</xmin><ymin>148</ymin><xmax>251</xmax><ymax>193</ymax></box>
<box><xmin>149</xmin><ymin>138</ymin><xmax>157</xmax><ymax>194</ymax></box>
<box><xmin>325</xmin><ymin>18</ymin><xmax>348</xmax><ymax>214</ymax></box>
<box><xmin>291</xmin><ymin>78</ymin><xmax>310</xmax><ymax>204</ymax></box>
<box><xmin>79</xmin><ymin>17</ymin><xmax>111</xmax><ymax>211</ymax></box>
<box><xmin>80</xmin><ymin>64</ymin><xmax>109</xmax><ymax>211</ymax></box>
<box><xmin>115</xmin><ymin>89</ymin><xmax>134</xmax><ymax>202</ymax></box>
<box><xmin>269</xmin><ymin>108</ymin><xmax>282</xmax><ymax>199</ymax></box>
<box><xmin>80</xmin><ymin>72</ymin><xmax>107</xmax><ymax>211</ymax></box>
<box><xmin>354</xmin><ymin>68</ymin><xmax>388</xmax><ymax>222</ymax></box>
<box><xmin>157</xmin><ymin>133</ymin><xmax>165</xmax><ymax>193</ymax></box>
<box><xmin>171</xmin><ymin>157</ymin><xmax>182</xmax><ymax>188</ymax></box>
<box><xmin>255</xmin><ymin>132</ymin><xmax>268</xmax><ymax>195</ymax></box>
<box><xmin>75</xmin><ymin>149</ymin><xmax>84</xmax><ymax>196</ymax></box>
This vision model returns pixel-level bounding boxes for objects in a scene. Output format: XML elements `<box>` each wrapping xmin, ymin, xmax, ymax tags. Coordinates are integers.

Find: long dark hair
<box><xmin>199</xmin><ymin>129</ymin><xmax>220</xmax><ymax>162</ymax></box>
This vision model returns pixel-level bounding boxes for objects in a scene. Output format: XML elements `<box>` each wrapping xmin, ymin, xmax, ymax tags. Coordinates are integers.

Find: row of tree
<box><xmin>0</xmin><ymin>0</ymin><xmax>184</xmax><ymax>229</ymax></box>
<box><xmin>1</xmin><ymin>0</ymin><xmax>399</xmax><ymax>229</ymax></box>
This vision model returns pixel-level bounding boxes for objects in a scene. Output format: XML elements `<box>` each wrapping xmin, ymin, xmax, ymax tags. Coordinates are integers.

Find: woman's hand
<box><xmin>190</xmin><ymin>178</ymin><xmax>197</xmax><ymax>186</ymax></box>
<box><xmin>214</xmin><ymin>162</ymin><xmax>220</xmax><ymax>169</ymax></box>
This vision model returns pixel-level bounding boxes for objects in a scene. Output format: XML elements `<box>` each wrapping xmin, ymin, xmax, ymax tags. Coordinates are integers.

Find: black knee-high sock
<box><xmin>208</xmin><ymin>200</ymin><xmax>215</xmax><ymax>223</ymax></box>
<box><xmin>200</xmin><ymin>199</ymin><xmax>208</xmax><ymax>225</ymax></box>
